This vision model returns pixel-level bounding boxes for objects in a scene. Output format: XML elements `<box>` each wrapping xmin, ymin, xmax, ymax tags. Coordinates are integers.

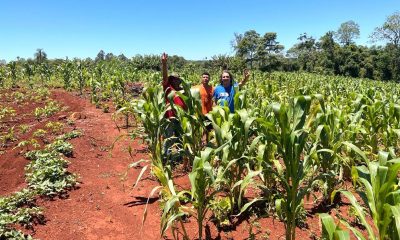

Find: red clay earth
<box><xmin>0</xmin><ymin>88</ymin><xmax>364</xmax><ymax>240</ymax></box>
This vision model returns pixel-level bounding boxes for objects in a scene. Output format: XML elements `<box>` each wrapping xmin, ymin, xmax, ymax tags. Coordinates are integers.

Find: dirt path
<box><xmin>30</xmin><ymin>90</ymin><xmax>161</xmax><ymax>240</ymax></box>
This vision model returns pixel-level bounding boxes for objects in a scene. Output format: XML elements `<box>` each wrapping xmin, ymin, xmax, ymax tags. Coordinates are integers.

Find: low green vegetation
<box><xmin>0</xmin><ymin>130</ymin><xmax>81</xmax><ymax>239</ymax></box>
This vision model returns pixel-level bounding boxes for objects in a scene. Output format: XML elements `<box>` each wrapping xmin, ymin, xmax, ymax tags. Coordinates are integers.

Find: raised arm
<box><xmin>161</xmin><ymin>53</ymin><xmax>168</xmax><ymax>85</ymax></box>
<box><xmin>238</xmin><ymin>69</ymin><xmax>250</xmax><ymax>88</ymax></box>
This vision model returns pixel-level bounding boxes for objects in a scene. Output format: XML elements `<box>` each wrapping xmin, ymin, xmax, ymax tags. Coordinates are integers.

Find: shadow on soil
<box><xmin>123</xmin><ymin>196</ymin><xmax>158</xmax><ymax>207</ymax></box>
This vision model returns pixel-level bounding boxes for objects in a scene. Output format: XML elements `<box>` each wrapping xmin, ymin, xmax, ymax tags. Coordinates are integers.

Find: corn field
<box><xmin>1</xmin><ymin>59</ymin><xmax>400</xmax><ymax>239</ymax></box>
<box><xmin>132</xmin><ymin>71</ymin><xmax>400</xmax><ymax>240</ymax></box>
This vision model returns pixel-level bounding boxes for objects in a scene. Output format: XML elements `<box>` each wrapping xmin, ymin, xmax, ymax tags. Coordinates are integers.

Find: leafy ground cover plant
<box><xmin>1</xmin><ymin>129</ymin><xmax>81</xmax><ymax>238</ymax></box>
<box><xmin>0</xmin><ymin>189</ymin><xmax>42</xmax><ymax>240</ymax></box>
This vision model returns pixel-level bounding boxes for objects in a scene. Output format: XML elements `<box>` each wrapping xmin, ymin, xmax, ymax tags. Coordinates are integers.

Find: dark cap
<box><xmin>168</xmin><ymin>72</ymin><xmax>181</xmax><ymax>82</ymax></box>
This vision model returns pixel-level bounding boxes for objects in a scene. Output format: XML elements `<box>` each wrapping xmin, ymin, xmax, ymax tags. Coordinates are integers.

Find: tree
<box><xmin>288</xmin><ymin>33</ymin><xmax>317</xmax><ymax>72</ymax></box>
<box><xmin>34</xmin><ymin>48</ymin><xmax>47</xmax><ymax>64</ymax></box>
<box><xmin>232</xmin><ymin>30</ymin><xmax>284</xmax><ymax>71</ymax></box>
<box><xmin>95</xmin><ymin>50</ymin><xmax>105</xmax><ymax>62</ymax></box>
<box><xmin>118</xmin><ymin>54</ymin><xmax>128</xmax><ymax>61</ymax></box>
<box><xmin>232</xmin><ymin>30</ymin><xmax>260</xmax><ymax>69</ymax></box>
<box><xmin>257</xmin><ymin>32</ymin><xmax>284</xmax><ymax>71</ymax></box>
<box><xmin>370</xmin><ymin>11</ymin><xmax>400</xmax><ymax>47</ymax></box>
<box><xmin>319</xmin><ymin>31</ymin><xmax>339</xmax><ymax>74</ymax></box>
<box><xmin>335</xmin><ymin>20</ymin><xmax>360</xmax><ymax>45</ymax></box>
<box><xmin>105</xmin><ymin>52</ymin><xmax>115</xmax><ymax>61</ymax></box>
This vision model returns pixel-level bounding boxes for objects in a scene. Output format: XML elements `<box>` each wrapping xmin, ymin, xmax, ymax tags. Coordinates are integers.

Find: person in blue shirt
<box><xmin>213</xmin><ymin>69</ymin><xmax>250</xmax><ymax>112</ymax></box>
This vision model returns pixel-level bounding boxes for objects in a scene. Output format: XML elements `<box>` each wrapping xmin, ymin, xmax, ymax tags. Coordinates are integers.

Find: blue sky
<box><xmin>0</xmin><ymin>0</ymin><xmax>398</xmax><ymax>61</ymax></box>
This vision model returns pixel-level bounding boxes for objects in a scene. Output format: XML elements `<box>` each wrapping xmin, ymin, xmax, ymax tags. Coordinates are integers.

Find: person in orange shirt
<box><xmin>194</xmin><ymin>72</ymin><xmax>214</xmax><ymax>115</ymax></box>
<box><xmin>193</xmin><ymin>72</ymin><xmax>214</xmax><ymax>141</ymax></box>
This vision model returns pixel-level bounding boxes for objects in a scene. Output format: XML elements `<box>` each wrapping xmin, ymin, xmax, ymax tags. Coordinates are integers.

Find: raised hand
<box><xmin>161</xmin><ymin>52</ymin><xmax>168</xmax><ymax>63</ymax></box>
<box><xmin>243</xmin><ymin>69</ymin><xmax>250</xmax><ymax>80</ymax></box>
<box><xmin>239</xmin><ymin>69</ymin><xmax>251</xmax><ymax>87</ymax></box>
<box><xmin>162</xmin><ymin>52</ymin><xmax>168</xmax><ymax>83</ymax></box>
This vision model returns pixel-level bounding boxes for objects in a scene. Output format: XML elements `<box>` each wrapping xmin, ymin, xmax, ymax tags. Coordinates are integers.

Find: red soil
<box><xmin>0</xmin><ymin>88</ymin><xmax>361</xmax><ymax>240</ymax></box>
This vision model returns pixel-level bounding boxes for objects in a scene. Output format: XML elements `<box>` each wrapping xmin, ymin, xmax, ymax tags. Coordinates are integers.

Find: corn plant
<box><xmin>76</xmin><ymin>61</ymin><xmax>86</xmax><ymax>95</ymax></box>
<box><xmin>189</xmin><ymin>148</ymin><xmax>216</xmax><ymax>240</ymax></box>
<box><xmin>40</xmin><ymin>62</ymin><xmax>53</xmax><ymax>87</ymax></box>
<box><xmin>382</xmin><ymin>103</ymin><xmax>400</xmax><ymax>152</ymax></box>
<box><xmin>61</xmin><ymin>60</ymin><xmax>74</xmax><ymax>90</ymax></box>
<box><xmin>357</xmin><ymin>94</ymin><xmax>386</xmax><ymax>154</ymax></box>
<box><xmin>173</xmin><ymin>80</ymin><xmax>205</xmax><ymax>164</ymax></box>
<box><xmin>157</xmin><ymin>166</ymin><xmax>190</xmax><ymax>240</ymax></box>
<box><xmin>88</xmin><ymin>70</ymin><xmax>101</xmax><ymax>106</ymax></box>
<box><xmin>319</xmin><ymin>213</ymin><xmax>350</xmax><ymax>240</ymax></box>
<box><xmin>269</xmin><ymin>95</ymin><xmax>325</xmax><ymax>240</ymax></box>
<box><xmin>312</xmin><ymin>103</ymin><xmax>346</xmax><ymax>202</ymax></box>
<box><xmin>133</xmin><ymin>85</ymin><xmax>166</xmax><ymax>165</ymax></box>
<box><xmin>254</xmin><ymin>114</ymin><xmax>280</xmax><ymax>208</ymax></box>
<box><xmin>7</xmin><ymin>61</ymin><xmax>18</xmax><ymax>88</ymax></box>
<box><xmin>0</xmin><ymin>66</ymin><xmax>5</xmax><ymax>88</ymax></box>
<box><xmin>24</xmin><ymin>63</ymin><xmax>35</xmax><ymax>89</ymax></box>
<box><xmin>207</xmin><ymin>105</ymin><xmax>260</xmax><ymax>214</ymax></box>
<box><xmin>333</xmin><ymin>149</ymin><xmax>400</xmax><ymax>240</ymax></box>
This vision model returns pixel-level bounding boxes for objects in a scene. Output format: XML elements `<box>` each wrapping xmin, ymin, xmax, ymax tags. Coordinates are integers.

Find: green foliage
<box><xmin>319</xmin><ymin>213</ymin><xmax>350</xmax><ymax>240</ymax></box>
<box><xmin>335</xmin><ymin>20</ymin><xmax>360</xmax><ymax>46</ymax></box>
<box><xmin>25</xmin><ymin>147</ymin><xmax>76</xmax><ymax>195</ymax></box>
<box><xmin>32</xmin><ymin>129</ymin><xmax>47</xmax><ymax>139</ymax></box>
<box><xmin>46</xmin><ymin>139</ymin><xmax>73</xmax><ymax>156</ymax></box>
<box><xmin>33</xmin><ymin>87</ymin><xmax>51</xmax><ymax>101</ymax></box>
<box><xmin>33</xmin><ymin>100</ymin><xmax>61</xmax><ymax>121</ymax></box>
<box><xmin>0</xmin><ymin>126</ymin><xmax>17</xmax><ymax>146</ymax></box>
<box><xmin>12</xmin><ymin>91</ymin><xmax>27</xmax><ymax>104</ymax></box>
<box><xmin>56</xmin><ymin>130</ymin><xmax>82</xmax><ymax>140</ymax></box>
<box><xmin>7</xmin><ymin>61</ymin><xmax>18</xmax><ymax>88</ymax></box>
<box><xmin>131</xmin><ymin>68</ymin><xmax>400</xmax><ymax>239</ymax></box>
<box><xmin>1</xmin><ymin>130</ymin><xmax>80</xmax><ymax>238</ymax></box>
<box><xmin>61</xmin><ymin>60</ymin><xmax>74</xmax><ymax>90</ymax></box>
<box><xmin>269</xmin><ymin>96</ymin><xmax>324</xmax><ymax>240</ymax></box>
<box><xmin>45</xmin><ymin>121</ymin><xmax>65</xmax><ymax>134</ymax></box>
<box><xmin>232</xmin><ymin>30</ymin><xmax>284</xmax><ymax>70</ymax></box>
<box><xmin>189</xmin><ymin>148</ymin><xmax>218</xmax><ymax>240</ymax></box>
<box><xmin>333</xmin><ymin>150</ymin><xmax>400</xmax><ymax>240</ymax></box>
<box><xmin>0</xmin><ymin>189</ymin><xmax>41</xmax><ymax>240</ymax></box>
<box><xmin>15</xmin><ymin>138</ymin><xmax>40</xmax><ymax>153</ymax></box>
<box><xmin>19</xmin><ymin>124</ymin><xmax>31</xmax><ymax>134</ymax></box>
<box><xmin>0</xmin><ymin>105</ymin><xmax>16</xmax><ymax>121</ymax></box>
<box><xmin>370</xmin><ymin>11</ymin><xmax>400</xmax><ymax>47</ymax></box>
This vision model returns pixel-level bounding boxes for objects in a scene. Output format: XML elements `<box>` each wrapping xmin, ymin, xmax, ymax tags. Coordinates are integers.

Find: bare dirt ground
<box><xmin>1</xmin><ymin>88</ymin><xmax>358</xmax><ymax>240</ymax></box>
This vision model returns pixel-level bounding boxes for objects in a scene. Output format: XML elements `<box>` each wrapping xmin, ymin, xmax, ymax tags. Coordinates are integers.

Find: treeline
<box><xmin>228</xmin><ymin>12</ymin><xmax>400</xmax><ymax>81</ymax></box>
<box><xmin>1</xmin><ymin>11</ymin><xmax>399</xmax><ymax>82</ymax></box>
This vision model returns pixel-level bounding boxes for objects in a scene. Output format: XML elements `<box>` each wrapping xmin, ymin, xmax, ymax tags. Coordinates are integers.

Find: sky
<box><xmin>0</xmin><ymin>0</ymin><xmax>398</xmax><ymax>61</ymax></box>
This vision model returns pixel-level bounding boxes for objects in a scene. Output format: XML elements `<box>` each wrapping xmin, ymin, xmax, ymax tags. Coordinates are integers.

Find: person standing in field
<box><xmin>193</xmin><ymin>72</ymin><xmax>214</xmax><ymax>115</ymax></box>
<box><xmin>213</xmin><ymin>69</ymin><xmax>250</xmax><ymax>113</ymax></box>
<box><xmin>161</xmin><ymin>52</ymin><xmax>186</xmax><ymax>163</ymax></box>
<box><xmin>192</xmin><ymin>72</ymin><xmax>214</xmax><ymax>140</ymax></box>
<box><xmin>161</xmin><ymin>53</ymin><xmax>187</xmax><ymax>117</ymax></box>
